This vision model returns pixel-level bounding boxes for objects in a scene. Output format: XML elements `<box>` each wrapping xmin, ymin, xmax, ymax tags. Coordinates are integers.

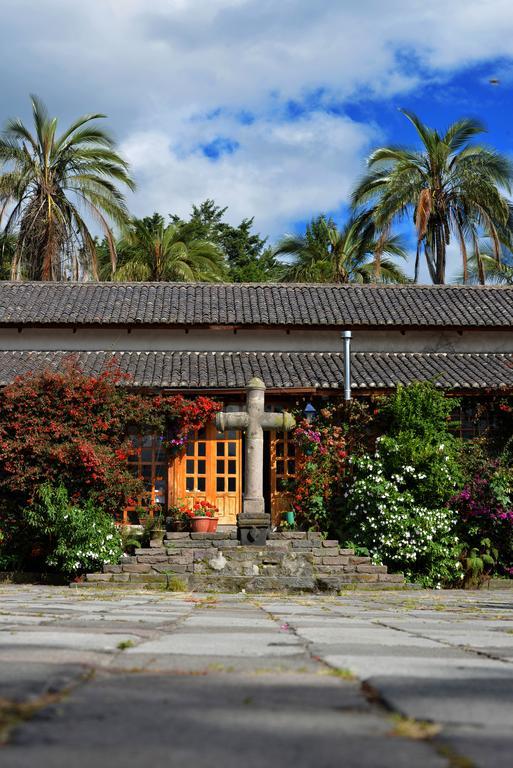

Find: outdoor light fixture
<box><xmin>303</xmin><ymin>403</ymin><xmax>317</xmax><ymax>423</ymax></box>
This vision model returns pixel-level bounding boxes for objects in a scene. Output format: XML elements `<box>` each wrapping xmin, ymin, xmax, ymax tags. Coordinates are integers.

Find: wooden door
<box><xmin>269</xmin><ymin>430</ymin><xmax>297</xmax><ymax>526</ymax></box>
<box><xmin>172</xmin><ymin>423</ymin><xmax>242</xmax><ymax>525</ymax></box>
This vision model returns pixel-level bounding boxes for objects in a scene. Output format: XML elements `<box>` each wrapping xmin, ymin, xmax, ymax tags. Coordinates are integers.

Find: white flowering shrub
<box><xmin>344</xmin><ymin>453</ymin><xmax>461</xmax><ymax>587</ymax></box>
<box><xmin>24</xmin><ymin>483</ymin><xmax>123</xmax><ymax>575</ymax></box>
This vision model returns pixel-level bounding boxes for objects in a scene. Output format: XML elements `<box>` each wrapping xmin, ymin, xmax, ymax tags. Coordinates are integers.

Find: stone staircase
<box><xmin>80</xmin><ymin>531</ymin><xmax>404</xmax><ymax>592</ymax></box>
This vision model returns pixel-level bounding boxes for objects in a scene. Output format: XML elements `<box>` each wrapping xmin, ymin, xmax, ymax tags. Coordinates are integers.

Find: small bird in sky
<box><xmin>489</xmin><ymin>78</ymin><xmax>500</xmax><ymax>85</ymax></box>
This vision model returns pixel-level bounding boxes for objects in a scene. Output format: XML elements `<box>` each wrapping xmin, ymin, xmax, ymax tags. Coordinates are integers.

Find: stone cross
<box><xmin>215</xmin><ymin>377</ymin><xmax>295</xmax><ymax>545</ymax></box>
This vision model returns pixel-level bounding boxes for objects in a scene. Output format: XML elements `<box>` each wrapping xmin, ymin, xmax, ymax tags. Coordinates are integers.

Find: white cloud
<box><xmin>1</xmin><ymin>0</ymin><xmax>513</xmax><ymax>243</ymax></box>
<box><xmin>121</xmin><ymin>111</ymin><xmax>378</xmax><ymax>236</ymax></box>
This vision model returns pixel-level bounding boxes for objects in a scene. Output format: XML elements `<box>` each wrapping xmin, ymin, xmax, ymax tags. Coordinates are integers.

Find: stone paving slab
<box><xmin>2</xmin><ymin>673</ymin><xmax>447</xmax><ymax>768</ymax></box>
<box><xmin>0</xmin><ymin>585</ymin><xmax>512</xmax><ymax>767</ymax></box>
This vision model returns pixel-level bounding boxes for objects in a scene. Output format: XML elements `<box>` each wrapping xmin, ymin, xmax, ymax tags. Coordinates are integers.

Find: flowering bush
<box><xmin>183</xmin><ymin>500</ymin><xmax>219</xmax><ymax>518</ymax></box>
<box><xmin>336</xmin><ymin>383</ymin><xmax>466</xmax><ymax>586</ymax></box>
<box><xmin>23</xmin><ymin>483</ymin><xmax>123</xmax><ymax>575</ymax></box>
<box><xmin>290</xmin><ymin>400</ymin><xmax>371</xmax><ymax>530</ymax></box>
<box><xmin>0</xmin><ymin>360</ymin><xmax>220</xmax><ymax>516</ymax></box>
<box><xmin>342</xmin><ymin>453</ymin><xmax>461</xmax><ymax>587</ymax></box>
<box><xmin>450</xmin><ymin>446</ymin><xmax>513</xmax><ymax>578</ymax></box>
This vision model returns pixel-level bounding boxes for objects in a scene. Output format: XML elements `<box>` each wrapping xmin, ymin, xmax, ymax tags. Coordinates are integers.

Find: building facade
<box><xmin>0</xmin><ymin>281</ymin><xmax>512</xmax><ymax>525</ymax></box>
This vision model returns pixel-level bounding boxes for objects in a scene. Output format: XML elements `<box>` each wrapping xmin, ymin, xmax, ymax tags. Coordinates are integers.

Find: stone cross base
<box><xmin>237</xmin><ymin>511</ymin><xmax>270</xmax><ymax>546</ymax></box>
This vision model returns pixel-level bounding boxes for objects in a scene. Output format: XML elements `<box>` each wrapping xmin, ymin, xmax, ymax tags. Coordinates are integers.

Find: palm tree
<box><xmin>101</xmin><ymin>213</ymin><xmax>226</xmax><ymax>281</ymax></box>
<box><xmin>0</xmin><ymin>95</ymin><xmax>134</xmax><ymax>281</ymax></box>
<box><xmin>274</xmin><ymin>213</ymin><xmax>409</xmax><ymax>283</ymax></box>
<box><xmin>0</xmin><ymin>231</ymin><xmax>16</xmax><ymax>279</ymax></box>
<box><xmin>352</xmin><ymin>110</ymin><xmax>513</xmax><ymax>284</ymax></box>
<box><xmin>456</xmin><ymin>252</ymin><xmax>513</xmax><ymax>284</ymax></box>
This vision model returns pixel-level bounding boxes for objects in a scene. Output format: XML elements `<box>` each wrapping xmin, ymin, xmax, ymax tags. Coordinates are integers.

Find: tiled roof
<box><xmin>0</xmin><ymin>282</ymin><xmax>512</xmax><ymax>328</ymax></box>
<box><xmin>0</xmin><ymin>350</ymin><xmax>511</xmax><ymax>391</ymax></box>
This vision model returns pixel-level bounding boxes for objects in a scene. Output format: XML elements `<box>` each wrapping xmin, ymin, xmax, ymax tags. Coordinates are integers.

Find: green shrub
<box><xmin>24</xmin><ymin>483</ymin><xmax>123</xmax><ymax>575</ymax></box>
<box><xmin>377</xmin><ymin>382</ymin><xmax>462</xmax><ymax>507</ymax></box>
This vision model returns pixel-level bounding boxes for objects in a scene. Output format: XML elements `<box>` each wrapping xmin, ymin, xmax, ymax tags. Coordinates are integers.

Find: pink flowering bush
<box><xmin>451</xmin><ymin>454</ymin><xmax>513</xmax><ymax>578</ymax></box>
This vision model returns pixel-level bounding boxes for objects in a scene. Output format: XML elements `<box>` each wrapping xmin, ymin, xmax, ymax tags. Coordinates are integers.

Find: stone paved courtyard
<box><xmin>0</xmin><ymin>586</ymin><xmax>512</xmax><ymax>767</ymax></box>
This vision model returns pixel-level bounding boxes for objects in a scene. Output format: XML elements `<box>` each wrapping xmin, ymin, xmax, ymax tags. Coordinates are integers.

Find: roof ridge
<box><xmin>2</xmin><ymin>280</ymin><xmax>513</xmax><ymax>290</ymax></box>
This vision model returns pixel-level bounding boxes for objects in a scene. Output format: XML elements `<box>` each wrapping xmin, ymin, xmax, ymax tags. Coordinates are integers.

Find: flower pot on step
<box><xmin>190</xmin><ymin>517</ymin><xmax>211</xmax><ymax>533</ymax></box>
<box><xmin>208</xmin><ymin>517</ymin><xmax>219</xmax><ymax>533</ymax></box>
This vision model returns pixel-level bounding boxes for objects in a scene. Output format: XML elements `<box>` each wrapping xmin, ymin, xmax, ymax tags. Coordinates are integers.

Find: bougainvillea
<box><xmin>450</xmin><ymin>454</ymin><xmax>513</xmax><ymax>577</ymax></box>
<box><xmin>290</xmin><ymin>400</ymin><xmax>373</xmax><ymax>531</ymax></box>
<box><xmin>0</xmin><ymin>359</ymin><xmax>220</xmax><ymax>516</ymax></box>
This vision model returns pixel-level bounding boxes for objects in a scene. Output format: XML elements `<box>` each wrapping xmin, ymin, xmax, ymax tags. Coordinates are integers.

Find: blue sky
<box><xmin>2</xmin><ymin>0</ymin><xmax>513</xmax><ymax>281</ymax></box>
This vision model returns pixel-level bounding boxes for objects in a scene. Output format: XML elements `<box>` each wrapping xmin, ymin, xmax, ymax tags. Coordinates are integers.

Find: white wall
<box><xmin>0</xmin><ymin>327</ymin><xmax>511</xmax><ymax>353</ymax></box>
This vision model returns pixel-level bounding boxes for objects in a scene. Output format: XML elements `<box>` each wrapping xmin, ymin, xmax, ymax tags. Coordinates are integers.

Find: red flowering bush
<box><xmin>0</xmin><ymin>360</ymin><xmax>221</xmax><ymax>518</ymax></box>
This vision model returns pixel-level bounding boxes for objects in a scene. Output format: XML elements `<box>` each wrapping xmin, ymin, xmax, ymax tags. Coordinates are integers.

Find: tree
<box><xmin>275</xmin><ymin>213</ymin><xmax>409</xmax><ymax>283</ymax></box>
<box><xmin>0</xmin><ymin>231</ymin><xmax>16</xmax><ymax>279</ymax></box>
<box><xmin>0</xmin><ymin>95</ymin><xmax>134</xmax><ymax>281</ymax></box>
<box><xmin>100</xmin><ymin>213</ymin><xmax>226</xmax><ymax>281</ymax></box>
<box><xmin>456</xmin><ymin>251</ymin><xmax>513</xmax><ymax>284</ymax></box>
<box><xmin>172</xmin><ymin>199</ymin><xmax>284</xmax><ymax>282</ymax></box>
<box><xmin>454</xmin><ymin>214</ymin><xmax>513</xmax><ymax>284</ymax></box>
<box><xmin>352</xmin><ymin>110</ymin><xmax>513</xmax><ymax>284</ymax></box>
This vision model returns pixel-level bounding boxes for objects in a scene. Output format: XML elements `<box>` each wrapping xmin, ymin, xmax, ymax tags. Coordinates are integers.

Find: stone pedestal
<box><xmin>237</xmin><ymin>512</ymin><xmax>271</xmax><ymax>546</ymax></box>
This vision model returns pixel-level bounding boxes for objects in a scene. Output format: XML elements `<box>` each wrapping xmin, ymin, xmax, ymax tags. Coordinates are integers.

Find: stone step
<box><xmin>83</xmin><ymin>534</ymin><xmax>402</xmax><ymax>592</ymax></box>
<box><xmin>77</xmin><ymin>570</ymin><xmax>404</xmax><ymax>592</ymax></box>
<box><xmin>165</xmin><ymin>531</ymin><xmax>238</xmax><ymax>541</ymax></box>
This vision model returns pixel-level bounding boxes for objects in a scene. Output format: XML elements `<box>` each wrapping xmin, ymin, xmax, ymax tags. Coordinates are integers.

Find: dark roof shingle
<box><xmin>1</xmin><ymin>282</ymin><xmax>513</xmax><ymax>328</ymax></box>
<box><xmin>0</xmin><ymin>350</ymin><xmax>510</xmax><ymax>391</ymax></box>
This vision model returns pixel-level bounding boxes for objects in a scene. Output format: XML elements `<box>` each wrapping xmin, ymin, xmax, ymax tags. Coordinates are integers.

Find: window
<box><xmin>126</xmin><ymin>434</ymin><xmax>168</xmax><ymax>523</ymax></box>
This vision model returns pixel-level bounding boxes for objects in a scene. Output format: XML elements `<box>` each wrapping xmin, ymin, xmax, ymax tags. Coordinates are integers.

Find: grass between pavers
<box><xmin>389</xmin><ymin>714</ymin><xmax>442</xmax><ymax>740</ymax></box>
<box><xmin>117</xmin><ymin>639</ymin><xmax>136</xmax><ymax>650</ymax></box>
<box><xmin>0</xmin><ymin>670</ymin><xmax>94</xmax><ymax>745</ymax></box>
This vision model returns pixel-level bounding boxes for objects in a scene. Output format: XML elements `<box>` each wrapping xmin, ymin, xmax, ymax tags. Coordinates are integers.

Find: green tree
<box><xmin>275</xmin><ymin>213</ymin><xmax>409</xmax><ymax>283</ymax></box>
<box><xmin>100</xmin><ymin>213</ymin><xmax>225</xmax><ymax>281</ymax></box>
<box><xmin>0</xmin><ymin>231</ymin><xmax>16</xmax><ymax>279</ymax></box>
<box><xmin>352</xmin><ymin>110</ymin><xmax>513</xmax><ymax>284</ymax></box>
<box><xmin>172</xmin><ymin>199</ymin><xmax>283</xmax><ymax>282</ymax></box>
<box><xmin>0</xmin><ymin>95</ymin><xmax>134</xmax><ymax>281</ymax></box>
<box><xmin>456</xmin><ymin>250</ymin><xmax>513</xmax><ymax>285</ymax></box>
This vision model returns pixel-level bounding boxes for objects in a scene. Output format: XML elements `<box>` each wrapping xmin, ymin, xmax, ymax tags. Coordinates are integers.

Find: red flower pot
<box><xmin>190</xmin><ymin>516</ymin><xmax>211</xmax><ymax>533</ymax></box>
<box><xmin>208</xmin><ymin>517</ymin><xmax>219</xmax><ymax>533</ymax></box>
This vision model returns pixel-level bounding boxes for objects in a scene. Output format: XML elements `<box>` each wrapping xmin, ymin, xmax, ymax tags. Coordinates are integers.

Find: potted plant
<box><xmin>141</xmin><ymin>506</ymin><xmax>166</xmax><ymax>546</ymax></box>
<box><xmin>118</xmin><ymin>524</ymin><xmax>142</xmax><ymax>555</ymax></box>
<box><xmin>167</xmin><ymin>504</ymin><xmax>188</xmax><ymax>532</ymax></box>
<box><xmin>185</xmin><ymin>500</ymin><xmax>219</xmax><ymax>533</ymax></box>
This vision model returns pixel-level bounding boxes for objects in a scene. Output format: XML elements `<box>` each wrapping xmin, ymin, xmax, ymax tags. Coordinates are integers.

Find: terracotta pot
<box><xmin>190</xmin><ymin>516</ymin><xmax>211</xmax><ymax>533</ymax></box>
<box><xmin>208</xmin><ymin>517</ymin><xmax>219</xmax><ymax>533</ymax></box>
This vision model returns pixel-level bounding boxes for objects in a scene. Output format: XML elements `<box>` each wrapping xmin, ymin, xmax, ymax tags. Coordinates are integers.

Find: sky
<box><xmin>2</xmin><ymin>0</ymin><xmax>513</xmax><ymax>281</ymax></box>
